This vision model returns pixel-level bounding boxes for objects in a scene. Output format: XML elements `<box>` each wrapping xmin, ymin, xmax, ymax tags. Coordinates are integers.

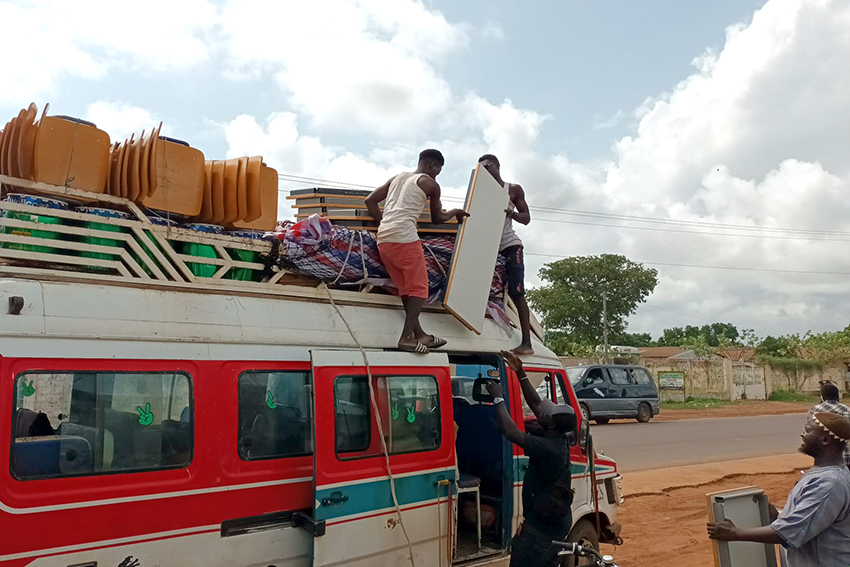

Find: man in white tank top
<box><xmin>479</xmin><ymin>154</ymin><xmax>533</xmax><ymax>355</ymax></box>
<box><xmin>365</xmin><ymin>149</ymin><xmax>469</xmax><ymax>354</ymax></box>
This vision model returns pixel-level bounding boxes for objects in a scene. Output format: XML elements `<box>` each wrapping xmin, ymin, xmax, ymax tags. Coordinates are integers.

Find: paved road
<box><xmin>590</xmin><ymin>413</ymin><xmax>809</xmax><ymax>472</ymax></box>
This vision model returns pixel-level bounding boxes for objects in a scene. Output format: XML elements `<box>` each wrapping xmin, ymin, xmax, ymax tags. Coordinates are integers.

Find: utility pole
<box><xmin>602</xmin><ymin>291</ymin><xmax>609</xmax><ymax>364</ymax></box>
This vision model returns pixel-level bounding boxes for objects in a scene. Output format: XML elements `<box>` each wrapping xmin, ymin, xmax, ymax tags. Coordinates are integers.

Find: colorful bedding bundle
<box><xmin>268</xmin><ymin>215</ymin><xmax>512</xmax><ymax>331</ymax></box>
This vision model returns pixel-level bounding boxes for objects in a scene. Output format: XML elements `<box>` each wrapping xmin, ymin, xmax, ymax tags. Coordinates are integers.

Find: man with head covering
<box><xmin>809</xmin><ymin>382</ymin><xmax>850</xmax><ymax>468</ymax></box>
<box><xmin>487</xmin><ymin>351</ymin><xmax>577</xmax><ymax>567</ymax></box>
<box><xmin>708</xmin><ymin>412</ymin><xmax>850</xmax><ymax>566</ymax></box>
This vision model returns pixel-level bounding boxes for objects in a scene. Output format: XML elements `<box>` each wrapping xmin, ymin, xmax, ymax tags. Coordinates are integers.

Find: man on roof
<box><xmin>478</xmin><ymin>154</ymin><xmax>533</xmax><ymax>355</ymax></box>
<box><xmin>366</xmin><ymin>149</ymin><xmax>468</xmax><ymax>354</ymax></box>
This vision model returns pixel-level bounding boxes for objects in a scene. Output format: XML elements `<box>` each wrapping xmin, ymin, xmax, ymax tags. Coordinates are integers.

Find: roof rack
<box><xmin>0</xmin><ymin>174</ymin><xmax>544</xmax><ymax>340</ymax></box>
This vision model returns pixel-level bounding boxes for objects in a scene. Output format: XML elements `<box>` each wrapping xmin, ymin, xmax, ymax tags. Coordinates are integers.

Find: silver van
<box><xmin>567</xmin><ymin>364</ymin><xmax>660</xmax><ymax>424</ymax></box>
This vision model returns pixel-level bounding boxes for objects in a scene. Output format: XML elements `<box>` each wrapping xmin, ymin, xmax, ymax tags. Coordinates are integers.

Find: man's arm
<box><xmin>502</xmin><ymin>350</ymin><xmax>545</xmax><ymax>419</ymax></box>
<box><xmin>418</xmin><ymin>176</ymin><xmax>468</xmax><ymax>225</ymax></box>
<box><xmin>365</xmin><ymin>177</ymin><xmax>394</xmax><ymax>225</ymax></box>
<box><xmin>507</xmin><ymin>184</ymin><xmax>530</xmax><ymax>225</ymax></box>
<box><xmin>707</xmin><ymin>520</ymin><xmax>784</xmax><ymax>545</ymax></box>
<box><xmin>486</xmin><ymin>382</ymin><xmax>525</xmax><ymax>445</ymax></box>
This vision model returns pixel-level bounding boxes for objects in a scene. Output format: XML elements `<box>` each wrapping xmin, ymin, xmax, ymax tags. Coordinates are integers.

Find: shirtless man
<box><xmin>478</xmin><ymin>154</ymin><xmax>533</xmax><ymax>355</ymax></box>
<box><xmin>366</xmin><ymin>149</ymin><xmax>468</xmax><ymax>353</ymax></box>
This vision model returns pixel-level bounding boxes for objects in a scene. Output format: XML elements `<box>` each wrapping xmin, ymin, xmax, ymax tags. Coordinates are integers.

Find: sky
<box><xmin>2</xmin><ymin>0</ymin><xmax>849</xmax><ymax>340</ymax></box>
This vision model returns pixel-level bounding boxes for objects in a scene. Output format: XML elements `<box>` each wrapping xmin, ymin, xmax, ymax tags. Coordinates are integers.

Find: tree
<box><xmin>614</xmin><ymin>332</ymin><xmax>653</xmax><ymax>347</ymax></box>
<box><xmin>656</xmin><ymin>323</ymin><xmax>740</xmax><ymax>347</ymax></box>
<box><xmin>527</xmin><ymin>254</ymin><xmax>659</xmax><ymax>352</ymax></box>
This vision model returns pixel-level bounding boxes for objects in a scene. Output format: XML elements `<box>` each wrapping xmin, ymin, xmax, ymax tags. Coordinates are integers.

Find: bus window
<box><xmin>11</xmin><ymin>371</ymin><xmax>192</xmax><ymax>480</ymax></box>
<box><xmin>335</xmin><ymin>375</ymin><xmax>441</xmax><ymax>459</ymax></box>
<box><xmin>238</xmin><ymin>370</ymin><xmax>312</xmax><ymax>460</ymax></box>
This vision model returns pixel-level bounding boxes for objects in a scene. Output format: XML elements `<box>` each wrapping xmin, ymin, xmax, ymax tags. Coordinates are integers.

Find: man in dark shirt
<box><xmin>487</xmin><ymin>351</ymin><xmax>577</xmax><ymax>567</ymax></box>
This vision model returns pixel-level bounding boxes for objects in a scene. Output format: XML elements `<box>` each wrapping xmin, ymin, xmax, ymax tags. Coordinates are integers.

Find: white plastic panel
<box><xmin>443</xmin><ymin>165</ymin><xmax>509</xmax><ymax>334</ymax></box>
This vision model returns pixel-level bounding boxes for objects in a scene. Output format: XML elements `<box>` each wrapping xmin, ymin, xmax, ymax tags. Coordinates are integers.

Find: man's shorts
<box><xmin>501</xmin><ymin>245</ymin><xmax>525</xmax><ymax>298</ymax></box>
<box><xmin>378</xmin><ymin>241</ymin><xmax>429</xmax><ymax>299</ymax></box>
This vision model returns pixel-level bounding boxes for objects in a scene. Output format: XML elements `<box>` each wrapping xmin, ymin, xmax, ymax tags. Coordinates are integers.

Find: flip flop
<box><xmin>424</xmin><ymin>336</ymin><xmax>447</xmax><ymax>350</ymax></box>
<box><xmin>399</xmin><ymin>341</ymin><xmax>430</xmax><ymax>354</ymax></box>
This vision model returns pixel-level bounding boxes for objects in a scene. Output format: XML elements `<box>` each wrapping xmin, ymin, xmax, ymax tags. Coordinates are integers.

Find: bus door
<box><xmin>306</xmin><ymin>350</ymin><xmax>454</xmax><ymax>567</ymax></box>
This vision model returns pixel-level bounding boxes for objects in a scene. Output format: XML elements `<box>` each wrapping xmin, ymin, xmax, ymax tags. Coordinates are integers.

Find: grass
<box><xmin>767</xmin><ymin>389</ymin><xmax>818</xmax><ymax>403</ymax></box>
<box><xmin>661</xmin><ymin>398</ymin><xmax>734</xmax><ymax>410</ymax></box>
<box><xmin>661</xmin><ymin>391</ymin><xmax>818</xmax><ymax>410</ymax></box>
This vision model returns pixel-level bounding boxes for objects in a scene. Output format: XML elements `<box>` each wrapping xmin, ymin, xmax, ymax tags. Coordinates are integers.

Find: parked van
<box><xmin>1</xmin><ymin>278</ymin><xmax>622</xmax><ymax>567</ymax></box>
<box><xmin>567</xmin><ymin>365</ymin><xmax>660</xmax><ymax>424</ymax></box>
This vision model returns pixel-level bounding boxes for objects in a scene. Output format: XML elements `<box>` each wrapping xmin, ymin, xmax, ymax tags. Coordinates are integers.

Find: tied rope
<box><xmin>323</xmin><ymin>285</ymin><xmax>417</xmax><ymax>567</ymax></box>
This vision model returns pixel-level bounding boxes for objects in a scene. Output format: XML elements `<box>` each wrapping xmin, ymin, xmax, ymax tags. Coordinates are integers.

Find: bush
<box><xmin>768</xmin><ymin>389</ymin><xmax>814</xmax><ymax>403</ymax></box>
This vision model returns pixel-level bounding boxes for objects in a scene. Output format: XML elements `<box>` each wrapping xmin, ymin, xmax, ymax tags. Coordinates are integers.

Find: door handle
<box><xmin>321</xmin><ymin>491</ymin><xmax>349</xmax><ymax>507</ymax></box>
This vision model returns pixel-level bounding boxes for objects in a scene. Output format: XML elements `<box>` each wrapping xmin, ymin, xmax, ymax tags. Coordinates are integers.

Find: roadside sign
<box><xmin>658</xmin><ymin>371</ymin><xmax>685</xmax><ymax>390</ymax></box>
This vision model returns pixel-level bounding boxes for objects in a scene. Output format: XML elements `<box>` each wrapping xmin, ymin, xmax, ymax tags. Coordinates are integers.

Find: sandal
<box><xmin>424</xmin><ymin>336</ymin><xmax>448</xmax><ymax>350</ymax></box>
<box><xmin>399</xmin><ymin>341</ymin><xmax>430</xmax><ymax>354</ymax></box>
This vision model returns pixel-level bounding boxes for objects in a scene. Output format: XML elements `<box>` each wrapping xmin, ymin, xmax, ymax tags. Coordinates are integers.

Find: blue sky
<box><xmin>2</xmin><ymin>0</ymin><xmax>849</xmax><ymax>340</ymax></box>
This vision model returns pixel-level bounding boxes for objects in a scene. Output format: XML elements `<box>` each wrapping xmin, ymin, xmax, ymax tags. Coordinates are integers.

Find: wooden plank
<box><xmin>0</xmin><ymin>173</ymin><xmax>128</xmax><ymax>206</ymax></box>
<box><xmin>0</xmin><ymin>247</ymin><xmax>131</xmax><ymax>276</ymax></box>
<box><xmin>443</xmin><ymin>164</ymin><xmax>508</xmax><ymax>334</ymax></box>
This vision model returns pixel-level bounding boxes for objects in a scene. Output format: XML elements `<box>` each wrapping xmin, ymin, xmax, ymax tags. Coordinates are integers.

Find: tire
<box><xmin>562</xmin><ymin>518</ymin><xmax>600</xmax><ymax>567</ymax></box>
<box><xmin>594</xmin><ymin>418</ymin><xmax>610</xmax><ymax>425</ymax></box>
<box><xmin>636</xmin><ymin>402</ymin><xmax>652</xmax><ymax>423</ymax></box>
<box><xmin>579</xmin><ymin>403</ymin><xmax>590</xmax><ymax>422</ymax></box>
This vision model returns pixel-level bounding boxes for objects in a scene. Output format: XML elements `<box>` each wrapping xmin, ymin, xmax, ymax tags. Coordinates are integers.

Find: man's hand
<box><xmin>504</xmin><ymin>208</ymin><xmax>515</xmax><ymax>219</ymax></box>
<box><xmin>486</xmin><ymin>381</ymin><xmax>504</xmax><ymax>399</ymax></box>
<box><xmin>501</xmin><ymin>350</ymin><xmax>523</xmax><ymax>373</ymax></box>
<box><xmin>707</xmin><ymin>520</ymin><xmax>739</xmax><ymax>541</ymax></box>
<box><xmin>449</xmin><ymin>209</ymin><xmax>469</xmax><ymax>222</ymax></box>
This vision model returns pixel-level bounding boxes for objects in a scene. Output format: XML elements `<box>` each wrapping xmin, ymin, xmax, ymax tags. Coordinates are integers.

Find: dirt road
<box><xmin>602</xmin><ymin>453</ymin><xmax>811</xmax><ymax>567</ymax></box>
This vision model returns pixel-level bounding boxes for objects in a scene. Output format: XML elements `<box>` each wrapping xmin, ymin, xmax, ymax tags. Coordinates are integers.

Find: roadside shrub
<box><xmin>768</xmin><ymin>389</ymin><xmax>813</xmax><ymax>403</ymax></box>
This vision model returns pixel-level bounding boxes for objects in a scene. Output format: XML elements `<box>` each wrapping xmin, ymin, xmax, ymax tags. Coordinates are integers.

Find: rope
<box><xmin>323</xmin><ymin>285</ymin><xmax>417</xmax><ymax>567</ymax></box>
<box><xmin>331</xmin><ymin>231</ymin><xmax>358</xmax><ymax>285</ymax></box>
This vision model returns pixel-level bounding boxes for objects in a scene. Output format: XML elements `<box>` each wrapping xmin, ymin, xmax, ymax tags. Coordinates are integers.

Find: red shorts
<box><xmin>378</xmin><ymin>241</ymin><xmax>429</xmax><ymax>299</ymax></box>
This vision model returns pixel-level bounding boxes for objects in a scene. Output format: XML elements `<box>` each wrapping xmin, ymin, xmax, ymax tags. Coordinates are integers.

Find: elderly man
<box><xmin>707</xmin><ymin>412</ymin><xmax>850</xmax><ymax>566</ymax></box>
<box><xmin>809</xmin><ymin>382</ymin><xmax>850</xmax><ymax>468</ymax></box>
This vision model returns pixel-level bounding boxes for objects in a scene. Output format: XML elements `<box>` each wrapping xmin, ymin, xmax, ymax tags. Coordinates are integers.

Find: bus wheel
<box><xmin>563</xmin><ymin>519</ymin><xmax>599</xmax><ymax>566</ymax></box>
<box><xmin>636</xmin><ymin>402</ymin><xmax>652</xmax><ymax>423</ymax></box>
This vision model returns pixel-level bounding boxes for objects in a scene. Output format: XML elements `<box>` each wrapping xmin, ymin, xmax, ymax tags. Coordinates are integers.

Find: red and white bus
<box><xmin>1</xmin><ymin>277</ymin><xmax>620</xmax><ymax>567</ymax></box>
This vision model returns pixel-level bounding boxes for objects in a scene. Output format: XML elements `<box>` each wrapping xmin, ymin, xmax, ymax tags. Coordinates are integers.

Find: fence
<box><xmin>559</xmin><ymin>356</ymin><xmax>849</xmax><ymax>401</ymax></box>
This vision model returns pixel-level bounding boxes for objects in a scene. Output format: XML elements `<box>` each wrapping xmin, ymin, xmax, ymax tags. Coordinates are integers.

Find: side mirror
<box><xmin>578</xmin><ymin>418</ymin><xmax>590</xmax><ymax>453</ymax></box>
<box><xmin>472</xmin><ymin>378</ymin><xmax>499</xmax><ymax>403</ymax></box>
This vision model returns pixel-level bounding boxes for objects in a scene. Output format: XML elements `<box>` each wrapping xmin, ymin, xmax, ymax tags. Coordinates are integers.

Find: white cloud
<box><xmin>479</xmin><ymin>22</ymin><xmax>505</xmax><ymax>41</ymax></box>
<box><xmin>0</xmin><ymin>0</ymin><xmax>217</xmax><ymax>105</ymax></box>
<box><xmin>85</xmin><ymin>102</ymin><xmax>161</xmax><ymax>142</ymax></box>
<box><xmin>595</xmin><ymin>0</ymin><xmax>850</xmax><ymax>336</ymax></box>
<box><xmin>218</xmin><ymin>0</ymin><xmax>467</xmax><ymax>137</ymax></box>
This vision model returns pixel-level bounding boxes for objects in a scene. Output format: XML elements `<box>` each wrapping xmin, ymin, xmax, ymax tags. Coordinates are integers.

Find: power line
<box><xmin>529</xmin><ymin>216</ymin><xmax>850</xmax><ymax>243</ymax></box>
<box><xmin>274</xmin><ymin>173</ymin><xmax>847</xmax><ymax>239</ymax></box>
<box><xmin>528</xmin><ymin>206</ymin><xmax>850</xmax><ymax>237</ymax></box>
<box><xmin>639</xmin><ymin>303</ymin><xmax>714</xmax><ymax>323</ymax></box>
<box><xmin>525</xmin><ymin>252</ymin><xmax>850</xmax><ymax>276</ymax></box>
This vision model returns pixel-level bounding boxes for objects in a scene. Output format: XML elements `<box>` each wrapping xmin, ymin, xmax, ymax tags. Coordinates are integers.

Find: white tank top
<box><xmin>376</xmin><ymin>172</ymin><xmax>427</xmax><ymax>244</ymax></box>
<box><xmin>500</xmin><ymin>181</ymin><xmax>522</xmax><ymax>251</ymax></box>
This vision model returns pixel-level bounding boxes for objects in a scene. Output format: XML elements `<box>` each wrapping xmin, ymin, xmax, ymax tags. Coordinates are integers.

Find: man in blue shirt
<box><xmin>707</xmin><ymin>412</ymin><xmax>850</xmax><ymax>566</ymax></box>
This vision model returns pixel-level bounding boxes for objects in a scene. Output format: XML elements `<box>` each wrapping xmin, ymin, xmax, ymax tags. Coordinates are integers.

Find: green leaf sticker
<box><xmin>136</xmin><ymin>403</ymin><xmax>154</xmax><ymax>426</ymax></box>
<box><xmin>392</xmin><ymin>404</ymin><xmax>399</xmax><ymax>421</ymax></box>
<box><xmin>266</xmin><ymin>391</ymin><xmax>277</xmax><ymax>410</ymax></box>
<box><xmin>21</xmin><ymin>380</ymin><xmax>35</xmax><ymax>398</ymax></box>
<box><xmin>406</xmin><ymin>407</ymin><xmax>415</xmax><ymax>424</ymax></box>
